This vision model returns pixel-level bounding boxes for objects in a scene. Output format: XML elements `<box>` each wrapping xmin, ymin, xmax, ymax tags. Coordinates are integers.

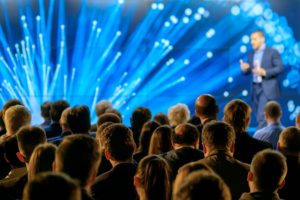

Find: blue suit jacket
<box><xmin>245</xmin><ymin>47</ymin><xmax>284</xmax><ymax>99</ymax></box>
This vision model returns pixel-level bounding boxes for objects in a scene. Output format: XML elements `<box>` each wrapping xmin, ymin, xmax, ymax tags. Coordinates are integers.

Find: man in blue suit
<box><xmin>240</xmin><ymin>30</ymin><xmax>284</xmax><ymax>129</ymax></box>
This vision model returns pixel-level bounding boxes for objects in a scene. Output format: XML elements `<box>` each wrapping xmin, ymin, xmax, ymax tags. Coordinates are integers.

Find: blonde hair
<box><xmin>168</xmin><ymin>103</ymin><xmax>190</xmax><ymax>126</ymax></box>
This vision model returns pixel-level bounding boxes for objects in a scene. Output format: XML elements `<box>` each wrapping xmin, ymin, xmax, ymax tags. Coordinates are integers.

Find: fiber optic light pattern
<box><xmin>0</xmin><ymin>0</ymin><xmax>299</xmax><ymax>125</ymax></box>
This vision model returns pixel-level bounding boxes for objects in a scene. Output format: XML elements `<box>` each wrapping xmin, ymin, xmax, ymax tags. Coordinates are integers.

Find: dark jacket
<box><xmin>239</xmin><ymin>192</ymin><xmax>280</xmax><ymax>200</ymax></box>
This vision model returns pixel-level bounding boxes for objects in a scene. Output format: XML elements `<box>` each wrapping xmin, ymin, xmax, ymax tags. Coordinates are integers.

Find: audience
<box><xmin>130</xmin><ymin>106</ymin><xmax>152</xmax><ymax>147</ymax></box>
<box><xmin>23</xmin><ymin>172</ymin><xmax>81</xmax><ymax>200</ymax></box>
<box><xmin>134</xmin><ymin>155</ymin><xmax>171</xmax><ymax>200</ymax></box>
<box><xmin>54</xmin><ymin>134</ymin><xmax>100</xmax><ymax>200</ymax></box>
<box><xmin>39</xmin><ymin>101</ymin><xmax>52</xmax><ymax>129</ymax></box>
<box><xmin>223</xmin><ymin>99</ymin><xmax>272</xmax><ymax>163</ymax></box>
<box><xmin>182</xmin><ymin>121</ymin><xmax>250</xmax><ymax>199</ymax></box>
<box><xmin>59</xmin><ymin>107</ymin><xmax>72</xmax><ymax>137</ymax></box>
<box><xmin>27</xmin><ymin>143</ymin><xmax>57</xmax><ymax>181</ymax></box>
<box><xmin>253</xmin><ymin>101</ymin><xmax>285</xmax><ymax>148</ymax></box>
<box><xmin>97</xmin><ymin>113</ymin><xmax>121</xmax><ymax>127</ymax></box>
<box><xmin>148</xmin><ymin>125</ymin><xmax>173</xmax><ymax>155</ymax></box>
<box><xmin>162</xmin><ymin>123</ymin><xmax>203</xmax><ymax>179</ymax></box>
<box><xmin>168</xmin><ymin>103</ymin><xmax>190</xmax><ymax>127</ymax></box>
<box><xmin>91</xmin><ymin>124</ymin><xmax>137</xmax><ymax>200</ymax></box>
<box><xmin>133</xmin><ymin>121</ymin><xmax>159</xmax><ymax>163</ymax></box>
<box><xmin>173</xmin><ymin>170</ymin><xmax>231</xmax><ymax>200</ymax></box>
<box><xmin>67</xmin><ymin>105</ymin><xmax>91</xmax><ymax>134</ymax></box>
<box><xmin>277</xmin><ymin>127</ymin><xmax>300</xmax><ymax>199</ymax></box>
<box><xmin>90</xmin><ymin>100</ymin><xmax>113</xmax><ymax>131</ymax></box>
<box><xmin>44</xmin><ymin>100</ymin><xmax>70</xmax><ymax>138</ymax></box>
<box><xmin>240</xmin><ymin>149</ymin><xmax>287</xmax><ymax>200</ymax></box>
<box><xmin>154</xmin><ymin>112</ymin><xmax>170</xmax><ymax>125</ymax></box>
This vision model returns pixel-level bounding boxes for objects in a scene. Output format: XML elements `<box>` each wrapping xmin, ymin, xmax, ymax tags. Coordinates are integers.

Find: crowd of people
<box><xmin>0</xmin><ymin>95</ymin><xmax>299</xmax><ymax>200</ymax></box>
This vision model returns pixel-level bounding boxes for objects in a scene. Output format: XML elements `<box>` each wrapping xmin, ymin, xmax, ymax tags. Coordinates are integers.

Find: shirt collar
<box><xmin>255</xmin><ymin>44</ymin><xmax>266</xmax><ymax>53</ymax></box>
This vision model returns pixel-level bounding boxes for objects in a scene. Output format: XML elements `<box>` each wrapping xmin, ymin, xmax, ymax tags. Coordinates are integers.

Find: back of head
<box><xmin>50</xmin><ymin>100</ymin><xmax>70</xmax><ymax>122</ymax></box>
<box><xmin>250</xmin><ymin>149</ymin><xmax>287</xmax><ymax>192</ymax></box>
<box><xmin>23</xmin><ymin>172</ymin><xmax>80</xmax><ymax>200</ymax></box>
<box><xmin>154</xmin><ymin>112</ymin><xmax>170</xmax><ymax>125</ymax></box>
<box><xmin>97</xmin><ymin>113</ymin><xmax>121</xmax><ymax>127</ymax></box>
<box><xmin>278</xmin><ymin>127</ymin><xmax>300</xmax><ymax>156</ymax></box>
<box><xmin>130</xmin><ymin>106</ymin><xmax>152</xmax><ymax>128</ymax></box>
<box><xmin>96</xmin><ymin>122</ymin><xmax>114</xmax><ymax>151</ymax></box>
<box><xmin>60</xmin><ymin>107</ymin><xmax>72</xmax><ymax>131</ymax></box>
<box><xmin>138</xmin><ymin>121</ymin><xmax>159</xmax><ymax>153</ymax></box>
<box><xmin>195</xmin><ymin>94</ymin><xmax>219</xmax><ymax>119</ymax></box>
<box><xmin>168</xmin><ymin>103</ymin><xmax>190</xmax><ymax>126</ymax></box>
<box><xmin>174</xmin><ymin>170</ymin><xmax>231</xmax><ymax>200</ymax></box>
<box><xmin>67</xmin><ymin>105</ymin><xmax>91</xmax><ymax>134</ymax></box>
<box><xmin>4</xmin><ymin>135</ymin><xmax>24</xmax><ymax>168</ymax></box>
<box><xmin>223</xmin><ymin>99</ymin><xmax>251</xmax><ymax>133</ymax></box>
<box><xmin>4</xmin><ymin>105</ymin><xmax>31</xmax><ymax>136</ymax></box>
<box><xmin>95</xmin><ymin>100</ymin><xmax>113</xmax><ymax>117</ymax></box>
<box><xmin>28</xmin><ymin>143</ymin><xmax>57</xmax><ymax>181</ymax></box>
<box><xmin>2</xmin><ymin>99</ymin><xmax>24</xmax><ymax>114</ymax></box>
<box><xmin>17</xmin><ymin>126</ymin><xmax>47</xmax><ymax>162</ymax></box>
<box><xmin>264</xmin><ymin>101</ymin><xmax>282</xmax><ymax>120</ymax></box>
<box><xmin>202</xmin><ymin>121</ymin><xmax>235</xmax><ymax>151</ymax></box>
<box><xmin>135</xmin><ymin>155</ymin><xmax>171</xmax><ymax>200</ymax></box>
<box><xmin>40</xmin><ymin>101</ymin><xmax>52</xmax><ymax>119</ymax></box>
<box><xmin>103</xmin><ymin>124</ymin><xmax>135</xmax><ymax>162</ymax></box>
<box><xmin>55</xmin><ymin>134</ymin><xmax>100</xmax><ymax>187</ymax></box>
<box><xmin>148</xmin><ymin>125</ymin><xmax>173</xmax><ymax>154</ymax></box>
<box><xmin>172</xmin><ymin>123</ymin><xmax>199</xmax><ymax>147</ymax></box>
<box><xmin>106</xmin><ymin>108</ymin><xmax>123</xmax><ymax>123</ymax></box>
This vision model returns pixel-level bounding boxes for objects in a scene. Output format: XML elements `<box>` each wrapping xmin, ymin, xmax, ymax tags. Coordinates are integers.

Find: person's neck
<box><xmin>110</xmin><ymin>158</ymin><xmax>133</xmax><ymax>168</ymax></box>
<box><xmin>173</xmin><ymin>144</ymin><xmax>195</xmax><ymax>150</ymax></box>
<box><xmin>256</xmin><ymin>44</ymin><xmax>265</xmax><ymax>52</ymax></box>
<box><xmin>200</xmin><ymin>116</ymin><xmax>215</xmax><ymax>124</ymax></box>
<box><xmin>266</xmin><ymin>119</ymin><xmax>280</xmax><ymax>125</ymax></box>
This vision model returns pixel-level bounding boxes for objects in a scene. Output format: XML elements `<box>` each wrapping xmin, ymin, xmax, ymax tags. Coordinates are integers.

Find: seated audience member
<box><xmin>295</xmin><ymin>112</ymin><xmax>300</xmax><ymax>128</ymax></box>
<box><xmin>173</xmin><ymin>170</ymin><xmax>231</xmax><ymax>200</ymax></box>
<box><xmin>168</xmin><ymin>103</ymin><xmax>190</xmax><ymax>127</ymax></box>
<box><xmin>154</xmin><ymin>112</ymin><xmax>170</xmax><ymax>125</ymax></box>
<box><xmin>54</xmin><ymin>134</ymin><xmax>101</xmax><ymax>200</ymax></box>
<box><xmin>23</xmin><ymin>172</ymin><xmax>81</xmax><ymax>200</ymax></box>
<box><xmin>253</xmin><ymin>101</ymin><xmax>285</xmax><ymax>148</ymax></box>
<box><xmin>182</xmin><ymin>121</ymin><xmax>250</xmax><ymax>200</ymax></box>
<box><xmin>240</xmin><ymin>149</ymin><xmax>287</xmax><ymax>200</ymax></box>
<box><xmin>133</xmin><ymin>121</ymin><xmax>159</xmax><ymax>163</ymax></box>
<box><xmin>223</xmin><ymin>99</ymin><xmax>272</xmax><ymax>164</ymax></box>
<box><xmin>194</xmin><ymin>94</ymin><xmax>219</xmax><ymax>137</ymax></box>
<box><xmin>134</xmin><ymin>155</ymin><xmax>171</xmax><ymax>200</ymax></box>
<box><xmin>3</xmin><ymin>126</ymin><xmax>47</xmax><ymax>199</ymax></box>
<box><xmin>95</xmin><ymin>122</ymin><xmax>114</xmax><ymax>175</ymax></box>
<box><xmin>106</xmin><ymin>108</ymin><xmax>123</xmax><ymax>123</ymax></box>
<box><xmin>0</xmin><ymin>136</ymin><xmax>26</xmax><ymax>187</ymax></box>
<box><xmin>130</xmin><ymin>106</ymin><xmax>152</xmax><ymax>147</ymax></box>
<box><xmin>97</xmin><ymin>113</ymin><xmax>121</xmax><ymax>128</ymax></box>
<box><xmin>92</xmin><ymin>124</ymin><xmax>137</xmax><ymax>200</ymax></box>
<box><xmin>0</xmin><ymin>105</ymin><xmax>31</xmax><ymax>179</ymax></box>
<box><xmin>277</xmin><ymin>127</ymin><xmax>300</xmax><ymax>199</ymax></box>
<box><xmin>162</xmin><ymin>123</ymin><xmax>203</xmax><ymax>179</ymax></box>
<box><xmin>39</xmin><ymin>101</ymin><xmax>52</xmax><ymax>128</ymax></box>
<box><xmin>66</xmin><ymin>105</ymin><xmax>91</xmax><ymax>135</ymax></box>
<box><xmin>44</xmin><ymin>100</ymin><xmax>70</xmax><ymax>138</ymax></box>
<box><xmin>148</xmin><ymin>125</ymin><xmax>173</xmax><ymax>155</ymax></box>
<box><xmin>90</xmin><ymin>100</ymin><xmax>113</xmax><ymax>131</ymax></box>
<box><xmin>28</xmin><ymin>143</ymin><xmax>57</xmax><ymax>181</ymax></box>
<box><xmin>59</xmin><ymin>107</ymin><xmax>72</xmax><ymax>137</ymax></box>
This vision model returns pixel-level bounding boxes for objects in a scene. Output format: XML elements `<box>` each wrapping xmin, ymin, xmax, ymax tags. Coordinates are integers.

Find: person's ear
<box><xmin>229</xmin><ymin>143</ymin><xmax>235</xmax><ymax>153</ymax></box>
<box><xmin>104</xmin><ymin>150</ymin><xmax>111</xmax><ymax>160</ymax></box>
<box><xmin>279</xmin><ymin>179</ymin><xmax>286</xmax><ymax>190</ymax></box>
<box><xmin>52</xmin><ymin>160</ymin><xmax>57</xmax><ymax>171</ymax></box>
<box><xmin>247</xmin><ymin>171</ymin><xmax>253</xmax><ymax>182</ymax></box>
<box><xmin>202</xmin><ymin>144</ymin><xmax>207</xmax><ymax>156</ymax></box>
<box><xmin>277</xmin><ymin>142</ymin><xmax>281</xmax><ymax>151</ymax></box>
<box><xmin>16</xmin><ymin>152</ymin><xmax>25</xmax><ymax>163</ymax></box>
<box><xmin>133</xmin><ymin>176</ymin><xmax>140</xmax><ymax>188</ymax></box>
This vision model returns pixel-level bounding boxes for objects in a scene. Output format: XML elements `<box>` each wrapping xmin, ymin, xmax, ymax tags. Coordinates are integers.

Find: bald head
<box><xmin>195</xmin><ymin>94</ymin><xmax>218</xmax><ymax>121</ymax></box>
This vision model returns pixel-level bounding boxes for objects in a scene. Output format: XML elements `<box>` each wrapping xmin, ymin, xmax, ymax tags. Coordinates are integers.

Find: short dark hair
<box><xmin>55</xmin><ymin>134</ymin><xmax>100</xmax><ymax>187</ymax></box>
<box><xmin>4</xmin><ymin>135</ymin><xmax>24</xmax><ymax>167</ymax></box>
<box><xmin>264</xmin><ymin>101</ymin><xmax>282</xmax><ymax>119</ymax></box>
<box><xmin>251</xmin><ymin>149</ymin><xmax>287</xmax><ymax>192</ymax></box>
<box><xmin>202</xmin><ymin>121</ymin><xmax>235</xmax><ymax>149</ymax></box>
<box><xmin>195</xmin><ymin>94</ymin><xmax>218</xmax><ymax>117</ymax></box>
<box><xmin>172</xmin><ymin>123</ymin><xmax>199</xmax><ymax>146</ymax></box>
<box><xmin>130</xmin><ymin>107</ymin><xmax>152</xmax><ymax>128</ymax></box>
<box><xmin>41</xmin><ymin>101</ymin><xmax>52</xmax><ymax>119</ymax></box>
<box><xmin>96</xmin><ymin>122</ymin><xmax>114</xmax><ymax>151</ymax></box>
<box><xmin>50</xmin><ymin>100</ymin><xmax>70</xmax><ymax>122</ymax></box>
<box><xmin>3</xmin><ymin>99</ymin><xmax>24</xmax><ymax>114</ymax></box>
<box><xmin>223</xmin><ymin>99</ymin><xmax>251</xmax><ymax>133</ymax></box>
<box><xmin>138</xmin><ymin>121</ymin><xmax>160</xmax><ymax>153</ymax></box>
<box><xmin>102</xmin><ymin>124</ymin><xmax>135</xmax><ymax>161</ymax></box>
<box><xmin>174</xmin><ymin>170</ymin><xmax>231</xmax><ymax>200</ymax></box>
<box><xmin>23</xmin><ymin>172</ymin><xmax>80</xmax><ymax>200</ymax></box>
<box><xmin>17</xmin><ymin>126</ymin><xmax>47</xmax><ymax>162</ymax></box>
<box><xmin>97</xmin><ymin>113</ymin><xmax>121</xmax><ymax>127</ymax></box>
<box><xmin>154</xmin><ymin>112</ymin><xmax>170</xmax><ymax>125</ymax></box>
<box><xmin>106</xmin><ymin>108</ymin><xmax>122</xmax><ymax>122</ymax></box>
<box><xmin>67</xmin><ymin>105</ymin><xmax>91</xmax><ymax>134</ymax></box>
<box><xmin>278</xmin><ymin>127</ymin><xmax>300</xmax><ymax>155</ymax></box>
